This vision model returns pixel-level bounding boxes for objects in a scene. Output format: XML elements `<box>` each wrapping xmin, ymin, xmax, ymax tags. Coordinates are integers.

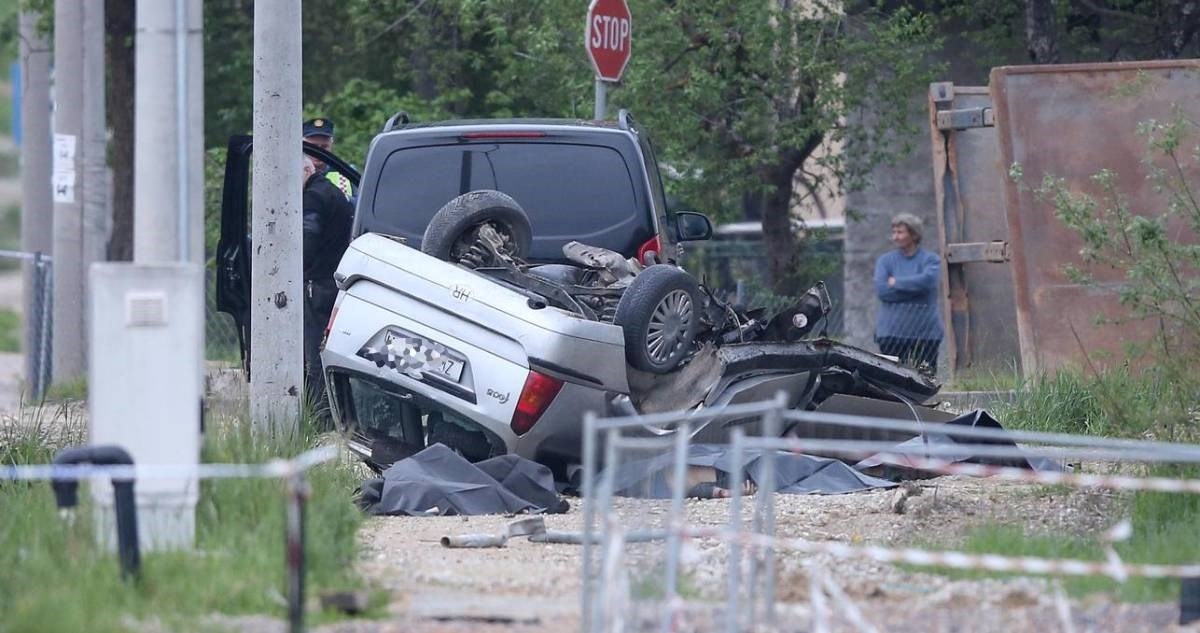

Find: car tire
<box><xmin>614</xmin><ymin>265</ymin><xmax>702</xmax><ymax>373</ymax></box>
<box><xmin>421</xmin><ymin>190</ymin><xmax>533</xmax><ymax>264</ymax></box>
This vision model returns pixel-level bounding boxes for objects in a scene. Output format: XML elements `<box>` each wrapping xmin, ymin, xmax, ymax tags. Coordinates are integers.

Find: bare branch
<box><xmin>363</xmin><ymin>0</ymin><xmax>432</xmax><ymax>47</ymax></box>
<box><xmin>1077</xmin><ymin>0</ymin><xmax>1154</xmax><ymax>24</ymax></box>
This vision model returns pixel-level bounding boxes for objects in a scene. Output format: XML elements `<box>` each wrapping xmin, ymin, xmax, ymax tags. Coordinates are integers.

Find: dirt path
<box><xmin>344</xmin><ymin>473</ymin><xmax>1192</xmax><ymax>633</ymax></box>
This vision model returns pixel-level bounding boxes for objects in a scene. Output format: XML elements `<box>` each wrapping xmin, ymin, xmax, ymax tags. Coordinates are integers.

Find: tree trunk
<box><xmin>1160</xmin><ymin>0</ymin><xmax>1200</xmax><ymax>58</ymax></box>
<box><xmin>1025</xmin><ymin>0</ymin><xmax>1060</xmax><ymax>63</ymax></box>
<box><xmin>761</xmin><ymin>165</ymin><xmax>800</xmax><ymax>296</ymax></box>
<box><xmin>106</xmin><ymin>0</ymin><xmax>136</xmax><ymax>261</ymax></box>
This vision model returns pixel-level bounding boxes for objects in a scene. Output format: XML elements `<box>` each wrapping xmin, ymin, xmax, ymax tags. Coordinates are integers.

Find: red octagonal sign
<box><xmin>586</xmin><ymin>0</ymin><xmax>632</xmax><ymax>82</ymax></box>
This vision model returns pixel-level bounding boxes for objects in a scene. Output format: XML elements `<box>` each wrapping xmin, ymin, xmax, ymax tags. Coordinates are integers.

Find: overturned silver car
<box><xmin>322</xmin><ymin>190</ymin><xmax>939</xmax><ymax>476</ymax></box>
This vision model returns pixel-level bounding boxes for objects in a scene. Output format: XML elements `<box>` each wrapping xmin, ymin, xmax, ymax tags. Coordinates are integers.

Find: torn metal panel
<box><xmin>786</xmin><ymin>393</ymin><xmax>956</xmax><ymax>455</ymax></box>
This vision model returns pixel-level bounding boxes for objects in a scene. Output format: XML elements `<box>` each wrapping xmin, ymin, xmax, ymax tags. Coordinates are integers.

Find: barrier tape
<box><xmin>781</xmin><ymin>409</ymin><xmax>1200</xmax><ymax>459</ymax></box>
<box><xmin>679</xmin><ymin>527</ymin><xmax>1200</xmax><ymax>580</ymax></box>
<box><xmin>0</xmin><ymin>445</ymin><xmax>338</xmax><ymax>481</ymax></box>
<box><xmin>861</xmin><ymin>453</ymin><xmax>1200</xmax><ymax>494</ymax></box>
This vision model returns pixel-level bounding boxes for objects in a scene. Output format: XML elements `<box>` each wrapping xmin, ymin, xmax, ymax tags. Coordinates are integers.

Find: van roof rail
<box><xmin>382</xmin><ymin>111</ymin><xmax>411</xmax><ymax>132</ymax></box>
<box><xmin>617</xmin><ymin>109</ymin><xmax>634</xmax><ymax>131</ymax></box>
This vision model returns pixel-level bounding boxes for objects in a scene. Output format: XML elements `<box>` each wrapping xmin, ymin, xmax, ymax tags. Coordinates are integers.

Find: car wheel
<box><xmin>614</xmin><ymin>265</ymin><xmax>701</xmax><ymax>373</ymax></box>
<box><xmin>421</xmin><ymin>190</ymin><xmax>533</xmax><ymax>266</ymax></box>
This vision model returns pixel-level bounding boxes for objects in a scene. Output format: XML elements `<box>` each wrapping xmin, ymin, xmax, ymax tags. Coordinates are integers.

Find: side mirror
<box><xmin>674</xmin><ymin>211</ymin><xmax>713</xmax><ymax>242</ymax></box>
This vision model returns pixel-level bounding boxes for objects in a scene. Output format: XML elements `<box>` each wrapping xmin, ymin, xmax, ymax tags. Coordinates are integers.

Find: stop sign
<box><xmin>586</xmin><ymin>0</ymin><xmax>632</xmax><ymax>82</ymax></box>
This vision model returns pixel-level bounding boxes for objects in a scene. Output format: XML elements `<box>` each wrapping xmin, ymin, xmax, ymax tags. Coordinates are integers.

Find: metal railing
<box><xmin>2</xmin><ymin>444</ymin><xmax>337</xmax><ymax>633</ymax></box>
<box><xmin>580</xmin><ymin>394</ymin><xmax>1200</xmax><ymax>632</ymax></box>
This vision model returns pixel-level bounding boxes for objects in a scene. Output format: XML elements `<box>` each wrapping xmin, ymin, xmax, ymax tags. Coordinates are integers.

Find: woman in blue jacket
<box><xmin>873</xmin><ymin>213</ymin><xmax>943</xmax><ymax>375</ymax></box>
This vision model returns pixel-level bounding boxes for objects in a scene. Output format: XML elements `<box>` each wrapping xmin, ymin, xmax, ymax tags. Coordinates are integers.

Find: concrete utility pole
<box><xmin>19</xmin><ymin>11</ymin><xmax>53</xmax><ymax>392</ymax></box>
<box><xmin>81</xmin><ymin>1</ymin><xmax>109</xmax><ymax>276</ymax></box>
<box><xmin>87</xmin><ymin>0</ymin><xmax>206</xmax><ymax>551</ymax></box>
<box><xmin>51</xmin><ymin>0</ymin><xmax>86</xmax><ymax>384</ymax></box>
<box><xmin>251</xmin><ymin>0</ymin><xmax>304</xmax><ymax>431</ymax></box>
<box><xmin>134</xmin><ymin>0</ymin><xmax>204</xmax><ymax>264</ymax></box>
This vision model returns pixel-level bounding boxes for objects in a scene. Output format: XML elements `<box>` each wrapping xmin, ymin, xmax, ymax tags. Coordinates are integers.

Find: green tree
<box><xmin>201</xmin><ymin>1</ymin><xmax>940</xmax><ymax>295</ymax></box>
<box><xmin>495</xmin><ymin>1</ymin><xmax>939</xmax><ymax>293</ymax></box>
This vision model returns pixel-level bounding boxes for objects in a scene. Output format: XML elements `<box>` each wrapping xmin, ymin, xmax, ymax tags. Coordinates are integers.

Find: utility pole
<box><xmin>81</xmin><ymin>1</ymin><xmax>109</xmax><ymax>277</ymax></box>
<box><xmin>134</xmin><ymin>0</ymin><xmax>204</xmax><ymax>264</ymax></box>
<box><xmin>19</xmin><ymin>11</ymin><xmax>53</xmax><ymax>395</ymax></box>
<box><xmin>250</xmin><ymin>0</ymin><xmax>304</xmax><ymax>431</ymax></box>
<box><xmin>51</xmin><ymin>0</ymin><xmax>85</xmax><ymax>384</ymax></box>
<box><xmin>87</xmin><ymin>0</ymin><xmax>205</xmax><ymax>551</ymax></box>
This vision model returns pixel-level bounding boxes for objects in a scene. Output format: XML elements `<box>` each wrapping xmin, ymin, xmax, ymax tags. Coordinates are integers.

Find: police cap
<box><xmin>302</xmin><ymin>117</ymin><xmax>335</xmax><ymax>138</ymax></box>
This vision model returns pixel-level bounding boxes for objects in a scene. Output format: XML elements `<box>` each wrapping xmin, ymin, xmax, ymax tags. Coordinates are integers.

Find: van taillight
<box><xmin>510</xmin><ymin>370</ymin><xmax>564</xmax><ymax>435</ymax></box>
<box><xmin>637</xmin><ymin>236</ymin><xmax>661</xmax><ymax>265</ymax></box>
<box><xmin>323</xmin><ymin>296</ymin><xmax>342</xmax><ymax>342</ymax></box>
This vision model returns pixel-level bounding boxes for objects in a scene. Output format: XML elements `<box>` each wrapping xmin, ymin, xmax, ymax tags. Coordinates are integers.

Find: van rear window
<box><xmin>364</xmin><ymin>142</ymin><xmax>654</xmax><ymax>261</ymax></box>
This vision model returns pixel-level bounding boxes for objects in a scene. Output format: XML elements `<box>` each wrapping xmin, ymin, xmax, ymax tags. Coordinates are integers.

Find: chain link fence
<box><xmin>0</xmin><ymin>249</ymin><xmax>52</xmax><ymax>400</ymax></box>
<box><xmin>680</xmin><ymin>236</ymin><xmax>846</xmax><ymax>337</ymax></box>
<box><xmin>205</xmin><ymin>265</ymin><xmax>242</xmax><ymax>365</ymax></box>
<box><xmin>872</xmin><ymin>300</ymin><xmax>943</xmax><ymax>376</ymax></box>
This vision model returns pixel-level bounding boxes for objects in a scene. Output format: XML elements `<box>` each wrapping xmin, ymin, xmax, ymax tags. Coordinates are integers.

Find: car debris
<box><xmin>440</xmin><ymin>516</ymin><xmax>547</xmax><ymax>549</ymax></box>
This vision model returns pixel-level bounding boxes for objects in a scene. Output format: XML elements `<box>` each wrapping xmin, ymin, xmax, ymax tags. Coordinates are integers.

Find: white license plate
<box><xmin>384</xmin><ymin>330</ymin><xmax>465</xmax><ymax>382</ymax></box>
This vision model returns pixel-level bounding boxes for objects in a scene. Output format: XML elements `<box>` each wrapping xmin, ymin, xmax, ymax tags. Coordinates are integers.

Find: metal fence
<box><xmin>0</xmin><ymin>251</ymin><xmax>240</xmax><ymax>402</ymax></box>
<box><xmin>871</xmin><ymin>300</ymin><xmax>944</xmax><ymax>376</ymax></box>
<box><xmin>579</xmin><ymin>395</ymin><xmax>1200</xmax><ymax>632</ymax></box>
<box><xmin>205</xmin><ymin>265</ymin><xmax>242</xmax><ymax>364</ymax></box>
<box><xmin>681</xmin><ymin>238</ymin><xmax>846</xmax><ymax>338</ymax></box>
<box><xmin>0</xmin><ymin>249</ymin><xmax>52</xmax><ymax>400</ymax></box>
<box><xmin>1</xmin><ymin>445</ymin><xmax>336</xmax><ymax>633</ymax></box>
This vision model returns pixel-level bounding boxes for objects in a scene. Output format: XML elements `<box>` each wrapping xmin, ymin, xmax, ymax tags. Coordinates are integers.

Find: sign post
<box><xmin>585</xmin><ymin>0</ymin><xmax>631</xmax><ymax>120</ymax></box>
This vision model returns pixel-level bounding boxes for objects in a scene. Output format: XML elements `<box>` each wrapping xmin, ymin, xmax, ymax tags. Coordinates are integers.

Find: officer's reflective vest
<box><xmin>325</xmin><ymin>170</ymin><xmax>353</xmax><ymax>201</ymax></box>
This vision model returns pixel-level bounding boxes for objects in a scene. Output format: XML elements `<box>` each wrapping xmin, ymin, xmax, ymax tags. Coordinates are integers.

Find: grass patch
<box><xmin>941</xmin><ymin>363</ymin><xmax>1022</xmax><ymax>393</ymax></box>
<box><xmin>44</xmin><ymin>376</ymin><xmax>88</xmax><ymax>403</ymax></box>
<box><xmin>0</xmin><ymin>411</ymin><xmax>372</xmax><ymax>632</ymax></box>
<box><xmin>0</xmin><ymin>204</ymin><xmax>18</xmax><ymax>271</ymax></box>
<box><xmin>992</xmin><ymin>366</ymin><xmax>1193</xmax><ymax>439</ymax></box>
<box><xmin>917</xmin><ymin>468</ymin><xmax>1200</xmax><ymax>602</ymax></box>
<box><xmin>0</xmin><ymin>307</ymin><xmax>17</xmax><ymax>352</ymax></box>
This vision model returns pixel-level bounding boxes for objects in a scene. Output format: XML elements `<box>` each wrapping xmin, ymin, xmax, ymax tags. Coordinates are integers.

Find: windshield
<box><xmin>364</xmin><ymin>141</ymin><xmax>656</xmax><ymax>261</ymax></box>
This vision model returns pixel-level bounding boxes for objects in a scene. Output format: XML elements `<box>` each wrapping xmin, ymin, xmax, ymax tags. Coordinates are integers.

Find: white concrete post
<box><xmin>91</xmin><ymin>0</ymin><xmax>206</xmax><ymax>550</ymax></box>
<box><xmin>250</xmin><ymin>0</ymin><xmax>304</xmax><ymax>431</ymax></box>
<box><xmin>90</xmin><ymin>264</ymin><xmax>203</xmax><ymax>551</ymax></box>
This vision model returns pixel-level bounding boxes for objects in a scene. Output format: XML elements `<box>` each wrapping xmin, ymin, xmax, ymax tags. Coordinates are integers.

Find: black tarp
<box><xmin>855</xmin><ymin>409</ymin><xmax>1063</xmax><ymax>475</ymax></box>
<box><xmin>357</xmin><ymin>443</ymin><xmax>569</xmax><ymax>516</ymax></box>
<box><xmin>607</xmin><ymin>444</ymin><xmax>897</xmax><ymax>499</ymax></box>
<box><xmin>358</xmin><ymin>411</ymin><xmax>1056</xmax><ymax>516</ymax></box>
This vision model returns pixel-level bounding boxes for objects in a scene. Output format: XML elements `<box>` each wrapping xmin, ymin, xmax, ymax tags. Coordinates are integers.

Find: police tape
<box><xmin>862</xmin><ymin>454</ymin><xmax>1200</xmax><ymax>494</ymax></box>
<box><xmin>680</xmin><ymin>527</ymin><xmax>1200</xmax><ymax>580</ymax></box>
<box><xmin>0</xmin><ymin>445</ymin><xmax>338</xmax><ymax>482</ymax></box>
<box><xmin>741</xmin><ymin>433</ymin><xmax>1200</xmax><ymax>465</ymax></box>
<box><xmin>780</xmin><ymin>409</ymin><xmax>1200</xmax><ymax>460</ymax></box>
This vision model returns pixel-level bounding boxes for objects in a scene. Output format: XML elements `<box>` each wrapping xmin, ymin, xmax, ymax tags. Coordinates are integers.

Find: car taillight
<box><xmin>323</xmin><ymin>297</ymin><xmax>342</xmax><ymax>342</ymax></box>
<box><xmin>637</xmin><ymin>236</ymin><xmax>661</xmax><ymax>265</ymax></box>
<box><xmin>510</xmin><ymin>370</ymin><xmax>564</xmax><ymax>436</ymax></box>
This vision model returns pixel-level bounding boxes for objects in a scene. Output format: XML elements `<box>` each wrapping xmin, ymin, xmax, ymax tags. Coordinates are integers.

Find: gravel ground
<box><xmin>330</xmin><ymin>471</ymin><xmax>1197</xmax><ymax>633</ymax></box>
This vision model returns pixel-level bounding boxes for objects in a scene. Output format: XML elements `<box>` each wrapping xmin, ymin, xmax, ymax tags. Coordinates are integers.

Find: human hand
<box><xmin>887</xmin><ymin>276</ymin><xmax>896</xmax><ymax>287</ymax></box>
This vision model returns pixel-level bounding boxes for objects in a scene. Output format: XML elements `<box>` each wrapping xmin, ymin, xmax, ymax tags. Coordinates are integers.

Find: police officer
<box><xmin>303</xmin><ymin>117</ymin><xmax>354</xmax><ymax>201</ymax></box>
<box><xmin>302</xmin><ymin>117</ymin><xmax>355</xmax><ymax>424</ymax></box>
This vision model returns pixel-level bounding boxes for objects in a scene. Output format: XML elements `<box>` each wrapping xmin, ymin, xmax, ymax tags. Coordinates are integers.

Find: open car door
<box><xmin>215</xmin><ymin>135</ymin><xmax>361</xmax><ymax>374</ymax></box>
